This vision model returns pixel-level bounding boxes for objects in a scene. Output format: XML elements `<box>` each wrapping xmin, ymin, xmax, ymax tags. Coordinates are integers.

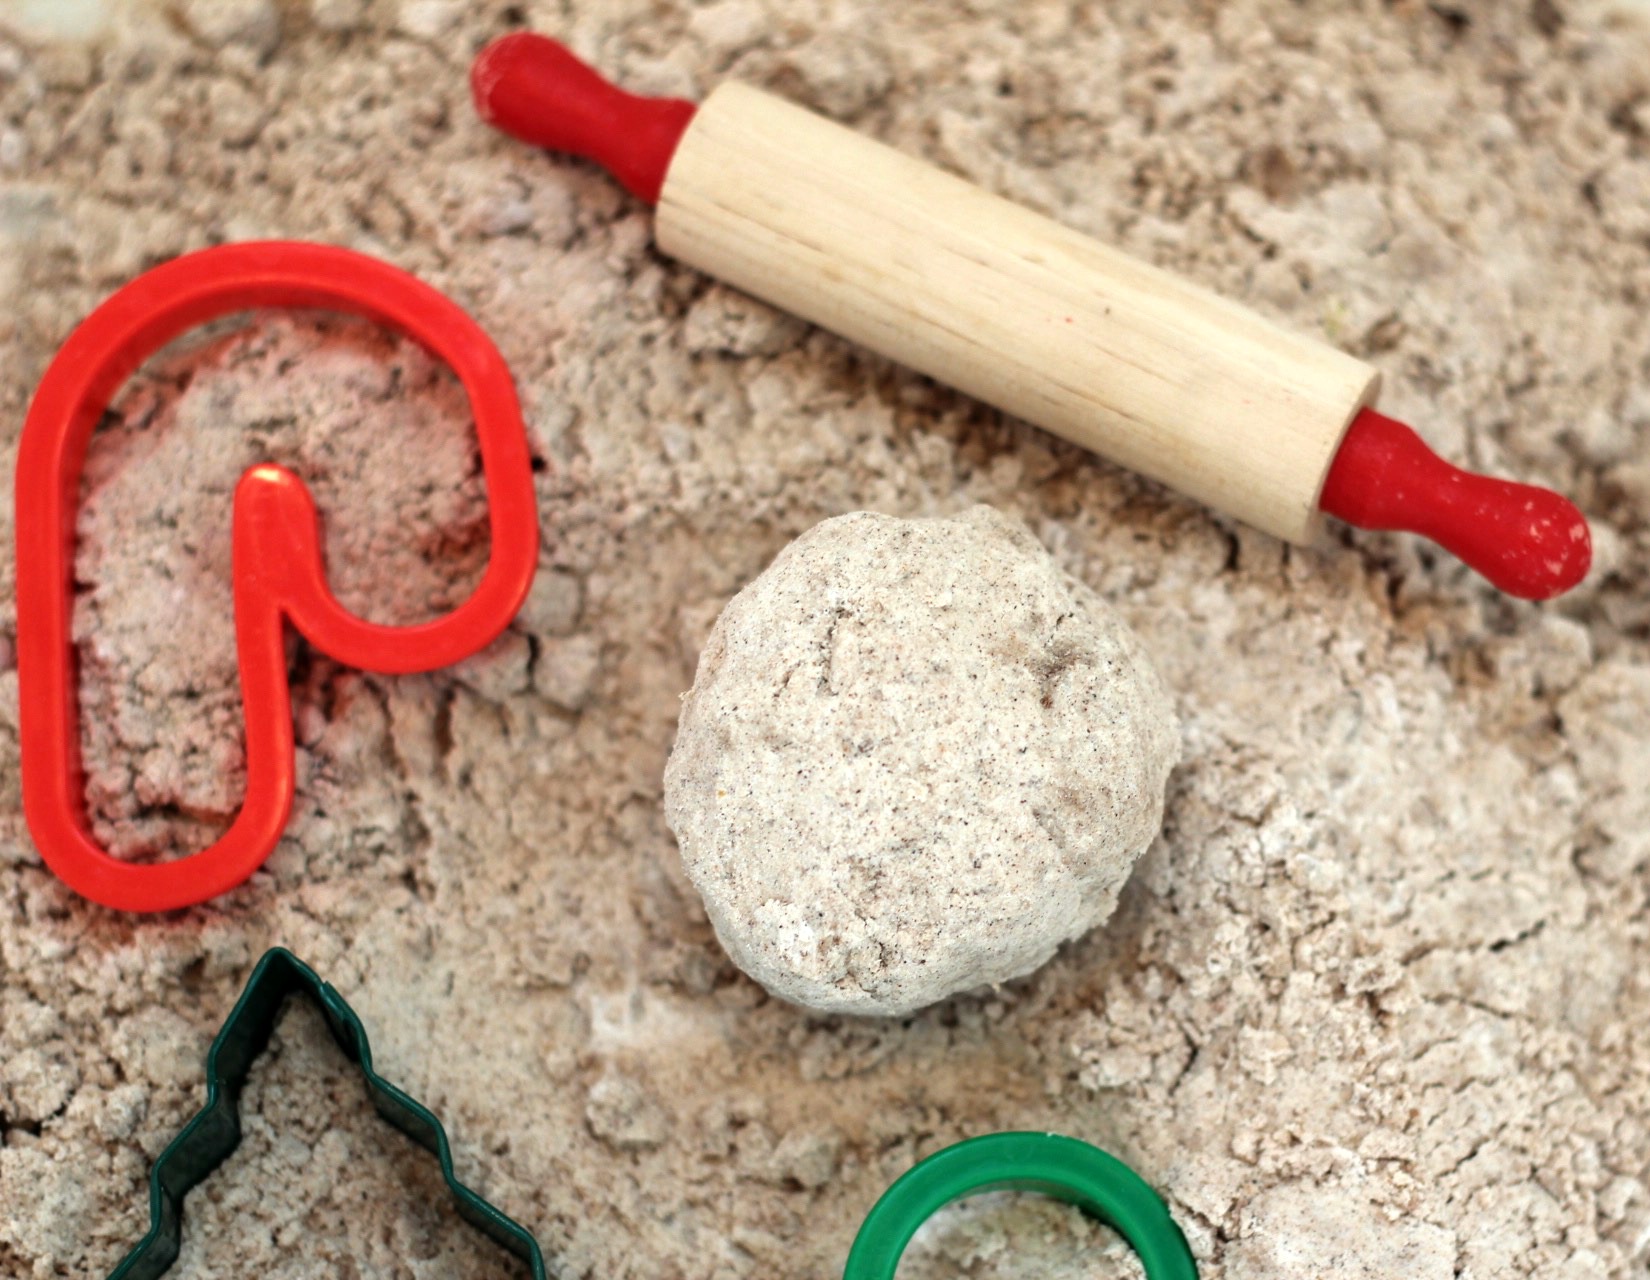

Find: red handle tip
<box><xmin>1321</xmin><ymin>409</ymin><xmax>1592</xmax><ymax>601</ymax></box>
<box><xmin>471</xmin><ymin>32</ymin><xmax>696</xmax><ymax>204</ymax></box>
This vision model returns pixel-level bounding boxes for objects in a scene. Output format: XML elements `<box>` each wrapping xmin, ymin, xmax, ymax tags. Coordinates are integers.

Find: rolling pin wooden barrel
<box><xmin>471</xmin><ymin>33</ymin><xmax>1591</xmax><ymax>600</ymax></box>
<box><xmin>661</xmin><ymin>82</ymin><xmax>1378</xmax><ymax>545</ymax></box>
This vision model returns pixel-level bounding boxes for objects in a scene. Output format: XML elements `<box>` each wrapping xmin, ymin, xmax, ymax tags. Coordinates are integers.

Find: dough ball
<box><xmin>663</xmin><ymin>506</ymin><xmax>1180</xmax><ymax>1016</ymax></box>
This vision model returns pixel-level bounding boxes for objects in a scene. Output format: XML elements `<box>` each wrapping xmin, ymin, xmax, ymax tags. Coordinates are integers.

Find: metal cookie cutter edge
<box><xmin>107</xmin><ymin>947</ymin><xmax>547</xmax><ymax>1280</ymax></box>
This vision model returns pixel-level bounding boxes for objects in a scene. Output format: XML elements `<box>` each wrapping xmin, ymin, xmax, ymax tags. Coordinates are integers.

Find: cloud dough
<box><xmin>664</xmin><ymin>507</ymin><xmax>1180</xmax><ymax>1016</ymax></box>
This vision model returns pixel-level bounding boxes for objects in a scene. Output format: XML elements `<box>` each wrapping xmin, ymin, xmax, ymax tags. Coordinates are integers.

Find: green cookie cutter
<box><xmin>105</xmin><ymin>950</ymin><xmax>1192</xmax><ymax>1280</ymax></box>
<box><xmin>107</xmin><ymin>948</ymin><xmax>547</xmax><ymax>1280</ymax></box>
<box><xmin>843</xmin><ymin>1131</ymin><xmax>1199</xmax><ymax>1280</ymax></box>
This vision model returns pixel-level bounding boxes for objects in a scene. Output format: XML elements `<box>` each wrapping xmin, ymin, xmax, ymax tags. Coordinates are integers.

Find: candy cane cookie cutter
<box><xmin>15</xmin><ymin>242</ymin><xmax>541</xmax><ymax>913</ymax></box>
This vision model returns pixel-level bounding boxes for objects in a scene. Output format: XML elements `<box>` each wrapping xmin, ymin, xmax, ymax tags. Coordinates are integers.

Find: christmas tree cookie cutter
<box><xmin>843</xmin><ymin>1131</ymin><xmax>1199</xmax><ymax>1280</ymax></box>
<box><xmin>106</xmin><ymin>947</ymin><xmax>547</xmax><ymax>1280</ymax></box>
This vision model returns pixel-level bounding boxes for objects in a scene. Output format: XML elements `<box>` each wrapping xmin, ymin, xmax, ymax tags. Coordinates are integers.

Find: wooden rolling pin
<box><xmin>471</xmin><ymin>33</ymin><xmax>1591</xmax><ymax>600</ymax></box>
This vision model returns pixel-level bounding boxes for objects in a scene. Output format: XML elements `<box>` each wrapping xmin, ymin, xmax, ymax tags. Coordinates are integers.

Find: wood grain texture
<box><xmin>658</xmin><ymin>82</ymin><xmax>1381</xmax><ymax>543</ymax></box>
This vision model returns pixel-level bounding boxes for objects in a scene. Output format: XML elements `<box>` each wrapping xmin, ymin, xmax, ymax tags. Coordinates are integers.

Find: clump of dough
<box><xmin>663</xmin><ymin>507</ymin><xmax>1181</xmax><ymax>1017</ymax></box>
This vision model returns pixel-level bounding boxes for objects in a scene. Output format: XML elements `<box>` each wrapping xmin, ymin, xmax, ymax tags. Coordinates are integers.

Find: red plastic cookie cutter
<box><xmin>15</xmin><ymin>241</ymin><xmax>541</xmax><ymax>913</ymax></box>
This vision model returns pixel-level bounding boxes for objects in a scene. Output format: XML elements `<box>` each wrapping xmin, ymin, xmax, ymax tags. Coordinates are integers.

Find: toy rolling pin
<box><xmin>471</xmin><ymin>33</ymin><xmax>1592</xmax><ymax>601</ymax></box>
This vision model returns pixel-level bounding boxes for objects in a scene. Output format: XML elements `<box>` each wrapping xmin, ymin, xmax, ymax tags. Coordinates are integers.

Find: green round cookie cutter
<box><xmin>842</xmin><ymin>1132</ymin><xmax>1199</xmax><ymax>1280</ymax></box>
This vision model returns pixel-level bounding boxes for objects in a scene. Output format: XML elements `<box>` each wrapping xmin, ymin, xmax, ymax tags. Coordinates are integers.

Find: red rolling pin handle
<box><xmin>472</xmin><ymin>32</ymin><xmax>1593</xmax><ymax>602</ymax></box>
<box><xmin>471</xmin><ymin>33</ymin><xmax>694</xmax><ymax>204</ymax></box>
<box><xmin>1319</xmin><ymin>411</ymin><xmax>1591</xmax><ymax>601</ymax></box>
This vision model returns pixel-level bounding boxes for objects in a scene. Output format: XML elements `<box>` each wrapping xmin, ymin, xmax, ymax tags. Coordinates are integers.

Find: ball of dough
<box><xmin>663</xmin><ymin>507</ymin><xmax>1180</xmax><ymax>1017</ymax></box>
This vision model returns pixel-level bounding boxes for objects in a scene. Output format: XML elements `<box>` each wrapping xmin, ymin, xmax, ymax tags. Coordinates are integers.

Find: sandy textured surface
<box><xmin>1</xmin><ymin>1</ymin><xmax>1648</xmax><ymax>1277</ymax></box>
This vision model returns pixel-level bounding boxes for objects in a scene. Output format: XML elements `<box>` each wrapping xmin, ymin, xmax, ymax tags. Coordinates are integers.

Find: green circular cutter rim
<box><xmin>842</xmin><ymin>1131</ymin><xmax>1199</xmax><ymax>1280</ymax></box>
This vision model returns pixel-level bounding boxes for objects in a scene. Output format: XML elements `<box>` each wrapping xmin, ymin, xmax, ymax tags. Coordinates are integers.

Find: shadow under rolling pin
<box><xmin>471</xmin><ymin>33</ymin><xmax>1591</xmax><ymax>602</ymax></box>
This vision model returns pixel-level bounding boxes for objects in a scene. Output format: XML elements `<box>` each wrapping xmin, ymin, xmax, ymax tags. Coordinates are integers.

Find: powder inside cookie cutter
<box><xmin>14</xmin><ymin>241</ymin><xmax>541</xmax><ymax>913</ymax></box>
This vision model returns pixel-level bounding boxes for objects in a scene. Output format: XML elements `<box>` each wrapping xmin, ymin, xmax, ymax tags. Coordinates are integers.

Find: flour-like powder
<box><xmin>4</xmin><ymin>2</ymin><xmax>1649</xmax><ymax>1276</ymax></box>
<box><xmin>663</xmin><ymin>507</ymin><xmax>1180</xmax><ymax>1016</ymax></box>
